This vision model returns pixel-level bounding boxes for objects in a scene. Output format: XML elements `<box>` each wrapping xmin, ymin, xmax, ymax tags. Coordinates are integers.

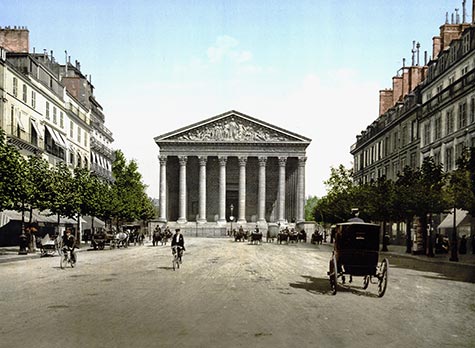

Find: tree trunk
<box><xmin>420</xmin><ymin>214</ymin><xmax>428</xmax><ymax>255</ymax></box>
<box><xmin>405</xmin><ymin>216</ymin><xmax>413</xmax><ymax>253</ymax></box>
<box><xmin>77</xmin><ymin>213</ymin><xmax>81</xmax><ymax>248</ymax></box>
<box><xmin>426</xmin><ymin>213</ymin><xmax>435</xmax><ymax>257</ymax></box>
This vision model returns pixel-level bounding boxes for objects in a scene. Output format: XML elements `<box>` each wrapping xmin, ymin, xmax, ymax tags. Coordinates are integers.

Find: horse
<box><xmin>288</xmin><ymin>229</ymin><xmax>299</xmax><ymax>243</ymax></box>
<box><xmin>249</xmin><ymin>230</ymin><xmax>262</xmax><ymax>245</ymax></box>
<box><xmin>277</xmin><ymin>231</ymin><xmax>288</xmax><ymax>244</ymax></box>
<box><xmin>114</xmin><ymin>231</ymin><xmax>129</xmax><ymax>248</ymax></box>
<box><xmin>152</xmin><ymin>228</ymin><xmax>162</xmax><ymax>246</ymax></box>
<box><xmin>298</xmin><ymin>230</ymin><xmax>307</xmax><ymax>243</ymax></box>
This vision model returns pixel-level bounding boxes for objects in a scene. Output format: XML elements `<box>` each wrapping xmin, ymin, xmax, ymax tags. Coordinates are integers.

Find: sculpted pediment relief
<box><xmin>168</xmin><ymin>116</ymin><xmax>299</xmax><ymax>142</ymax></box>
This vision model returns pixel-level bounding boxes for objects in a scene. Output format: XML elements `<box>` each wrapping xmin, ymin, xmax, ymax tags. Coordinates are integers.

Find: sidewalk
<box><xmin>381</xmin><ymin>244</ymin><xmax>475</xmax><ymax>267</ymax></box>
<box><xmin>0</xmin><ymin>242</ymin><xmax>90</xmax><ymax>264</ymax></box>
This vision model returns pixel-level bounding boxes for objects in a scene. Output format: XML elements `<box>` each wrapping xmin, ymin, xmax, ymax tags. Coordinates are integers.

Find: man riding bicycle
<box><xmin>62</xmin><ymin>228</ymin><xmax>76</xmax><ymax>264</ymax></box>
<box><xmin>171</xmin><ymin>229</ymin><xmax>185</xmax><ymax>263</ymax></box>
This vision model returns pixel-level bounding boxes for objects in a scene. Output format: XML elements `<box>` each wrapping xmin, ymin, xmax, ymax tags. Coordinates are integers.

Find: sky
<box><xmin>2</xmin><ymin>0</ymin><xmax>472</xmax><ymax>199</ymax></box>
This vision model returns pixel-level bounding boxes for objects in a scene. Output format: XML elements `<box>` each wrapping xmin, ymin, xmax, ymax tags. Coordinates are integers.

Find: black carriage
<box><xmin>327</xmin><ymin>222</ymin><xmax>388</xmax><ymax>297</ymax></box>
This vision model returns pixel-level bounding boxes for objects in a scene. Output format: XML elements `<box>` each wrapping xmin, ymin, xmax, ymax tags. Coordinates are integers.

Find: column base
<box><xmin>217</xmin><ymin>219</ymin><xmax>227</xmax><ymax>225</ymax></box>
<box><xmin>197</xmin><ymin>219</ymin><xmax>207</xmax><ymax>224</ymax></box>
<box><xmin>177</xmin><ymin>218</ymin><xmax>188</xmax><ymax>224</ymax></box>
<box><xmin>158</xmin><ymin>217</ymin><xmax>168</xmax><ymax>223</ymax></box>
<box><xmin>237</xmin><ymin>219</ymin><xmax>247</xmax><ymax>224</ymax></box>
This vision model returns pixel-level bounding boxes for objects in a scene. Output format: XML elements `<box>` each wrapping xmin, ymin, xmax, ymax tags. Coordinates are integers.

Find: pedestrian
<box><xmin>348</xmin><ymin>208</ymin><xmax>364</xmax><ymax>222</ymax></box>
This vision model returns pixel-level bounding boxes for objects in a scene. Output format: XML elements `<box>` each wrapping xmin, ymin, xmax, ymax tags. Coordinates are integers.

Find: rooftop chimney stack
<box><xmin>416</xmin><ymin>42</ymin><xmax>420</xmax><ymax>66</ymax></box>
<box><xmin>0</xmin><ymin>26</ymin><xmax>30</xmax><ymax>53</ymax></box>
<box><xmin>462</xmin><ymin>0</ymin><xmax>466</xmax><ymax>22</ymax></box>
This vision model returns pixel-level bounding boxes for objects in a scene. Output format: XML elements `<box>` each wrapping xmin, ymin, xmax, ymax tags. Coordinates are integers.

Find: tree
<box><xmin>0</xmin><ymin>130</ymin><xmax>24</xmax><ymax>211</ymax></box>
<box><xmin>395</xmin><ymin>166</ymin><xmax>422</xmax><ymax>253</ymax></box>
<box><xmin>417</xmin><ymin>157</ymin><xmax>448</xmax><ymax>257</ymax></box>
<box><xmin>305</xmin><ymin>196</ymin><xmax>318</xmax><ymax>221</ymax></box>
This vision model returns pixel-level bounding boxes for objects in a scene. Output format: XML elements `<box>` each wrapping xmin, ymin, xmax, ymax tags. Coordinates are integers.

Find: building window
<box><xmin>60</xmin><ymin>112</ymin><xmax>64</xmax><ymax>128</ymax></box>
<box><xmin>434</xmin><ymin>152</ymin><xmax>441</xmax><ymax>165</ymax></box>
<box><xmin>471</xmin><ymin>97</ymin><xmax>475</xmax><ymax>124</ymax></box>
<box><xmin>22</xmin><ymin>84</ymin><xmax>27</xmax><ymax>102</ymax></box>
<box><xmin>461</xmin><ymin>65</ymin><xmax>468</xmax><ymax>76</ymax></box>
<box><xmin>70</xmin><ymin>121</ymin><xmax>74</xmax><ymax>138</ymax></box>
<box><xmin>31</xmin><ymin>90</ymin><xmax>36</xmax><ymax>108</ymax></box>
<box><xmin>70</xmin><ymin>151</ymin><xmax>74</xmax><ymax>165</ymax></box>
<box><xmin>445</xmin><ymin>147</ymin><xmax>453</xmax><ymax>171</ymax></box>
<box><xmin>411</xmin><ymin>120</ymin><xmax>418</xmax><ymax>141</ymax></box>
<box><xmin>423</xmin><ymin>123</ymin><xmax>431</xmax><ymax>146</ymax></box>
<box><xmin>53</xmin><ymin>107</ymin><xmax>57</xmax><ymax>124</ymax></box>
<box><xmin>449</xmin><ymin>75</ymin><xmax>455</xmax><ymax>85</ymax></box>
<box><xmin>410</xmin><ymin>153</ymin><xmax>417</xmax><ymax>169</ymax></box>
<box><xmin>393</xmin><ymin>131</ymin><xmax>398</xmax><ymax>151</ymax></box>
<box><xmin>77</xmin><ymin>127</ymin><xmax>81</xmax><ymax>143</ymax></box>
<box><xmin>455</xmin><ymin>143</ymin><xmax>465</xmax><ymax>162</ymax></box>
<box><xmin>84</xmin><ymin>134</ymin><xmax>87</xmax><ymax>147</ymax></box>
<box><xmin>434</xmin><ymin>117</ymin><xmax>441</xmax><ymax>140</ymax></box>
<box><xmin>446</xmin><ymin>110</ymin><xmax>454</xmax><ymax>135</ymax></box>
<box><xmin>46</xmin><ymin>101</ymin><xmax>50</xmax><ymax>120</ymax></box>
<box><xmin>458</xmin><ymin>102</ymin><xmax>467</xmax><ymax>129</ymax></box>
<box><xmin>12</xmin><ymin>77</ymin><xmax>18</xmax><ymax>97</ymax></box>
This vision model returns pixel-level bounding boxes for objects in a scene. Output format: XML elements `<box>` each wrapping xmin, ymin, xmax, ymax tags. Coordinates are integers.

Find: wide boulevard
<box><xmin>0</xmin><ymin>237</ymin><xmax>473</xmax><ymax>348</ymax></box>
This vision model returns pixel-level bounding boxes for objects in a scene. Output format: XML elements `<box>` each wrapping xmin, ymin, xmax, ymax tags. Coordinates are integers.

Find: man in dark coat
<box><xmin>171</xmin><ymin>229</ymin><xmax>185</xmax><ymax>262</ymax></box>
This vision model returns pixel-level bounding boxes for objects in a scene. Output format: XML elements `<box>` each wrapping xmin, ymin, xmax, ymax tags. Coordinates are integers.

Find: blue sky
<box><xmin>2</xmin><ymin>0</ymin><xmax>471</xmax><ymax>198</ymax></box>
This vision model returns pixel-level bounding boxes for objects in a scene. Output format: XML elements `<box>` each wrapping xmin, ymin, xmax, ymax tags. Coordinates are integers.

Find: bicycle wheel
<box><xmin>60</xmin><ymin>252</ymin><xmax>66</xmax><ymax>269</ymax></box>
<box><xmin>70</xmin><ymin>252</ymin><xmax>76</xmax><ymax>268</ymax></box>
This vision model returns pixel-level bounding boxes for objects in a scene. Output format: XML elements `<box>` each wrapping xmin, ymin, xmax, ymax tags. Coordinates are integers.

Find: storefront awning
<box><xmin>0</xmin><ymin>209</ymin><xmax>85</xmax><ymax>229</ymax></box>
<box><xmin>30</xmin><ymin>119</ymin><xmax>44</xmax><ymax>139</ymax></box>
<box><xmin>45</xmin><ymin>125</ymin><xmax>67</xmax><ymax>149</ymax></box>
<box><xmin>437</xmin><ymin>209</ymin><xmax>471</xmax><ymax>229</ymax></box>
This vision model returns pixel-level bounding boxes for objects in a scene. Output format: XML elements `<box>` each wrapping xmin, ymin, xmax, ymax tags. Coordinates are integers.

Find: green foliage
<box><xmin>304</xmin><ymin>195</ymin><xmax>318</xmax><ymax>221</ymax></box>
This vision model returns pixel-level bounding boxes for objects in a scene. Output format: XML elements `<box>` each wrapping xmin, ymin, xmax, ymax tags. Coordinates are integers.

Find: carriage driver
<box><xmin>171</xmin><ymin>229</ymin><xmax>185</xmax><ymax>262</ymax></box>
<box><xmin>62</xmin><ymin>228</ymin><xmax>76</xmax><ymax>263</ymax></box>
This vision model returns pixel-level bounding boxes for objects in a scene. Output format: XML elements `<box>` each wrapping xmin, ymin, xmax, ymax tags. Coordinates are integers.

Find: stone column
<box><xmin>158</xmin><ymin>155</ymin><xmax>167</xmax><ymax>222</ymax></box>
<box><xmin>198</xmin><ymin>156</ymin><xmax>207</xmax><ymax>223</ymax></box>
<box><xmin>297</xmin><ymin>156</ymin><xmax>307</xmax><ymax>222</ymax></box>
<box><xmin>237</xmin><ymin>156</ymin><xmax>247</xmax><ymax>224</ymax></box>
<box><xmin>258</xmin><ymin>157</ymin><xmax>267</xmax><ymax>223</ymax></box>
<box><xmin>218</xmin><ymin>156</ymin><xmax>227</xmax><ymax>224</ymax></box>
<box><xmin>278</xmin><ymin>157</ymin><xmax>287</xmax><ymax>223</ymax></box>
<box><xmin>178</xmin><ymin>156</ymin><xmax>187</xmax><ymax>223</ymax></box>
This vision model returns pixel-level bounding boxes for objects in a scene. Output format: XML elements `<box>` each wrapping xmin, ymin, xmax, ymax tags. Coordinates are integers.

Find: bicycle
<box><xmin>60</xmin><ymin>247</ymin><xmax>76</xmax><ymax>269</ymax></box>
<box><xmin>172</xmin><ymin>245</ymin><xmax>183</xmax><ymax>271</ymax></box>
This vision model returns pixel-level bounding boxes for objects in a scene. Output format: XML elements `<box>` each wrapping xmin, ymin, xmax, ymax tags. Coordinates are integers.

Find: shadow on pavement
<box><xmin>289</xmin><ymin>275</ymin><xmax>379</xmax><ymax>298</ymax></box>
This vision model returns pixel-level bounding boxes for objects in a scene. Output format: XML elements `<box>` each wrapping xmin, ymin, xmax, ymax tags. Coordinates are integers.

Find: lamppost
<box><xmin>449</xmin><ymin>207</ymin><xmax>459</xmax><ymax>262</ymax></box>
<box><xmin>230</xmin><ymin>204</ymin><xmax>234</xmax><ymax>235</ymax></box>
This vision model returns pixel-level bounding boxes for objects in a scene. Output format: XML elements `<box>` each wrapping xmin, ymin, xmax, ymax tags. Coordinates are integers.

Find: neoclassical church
<box><xmin>154</xmin><ymin>110</ymin><xmax>311</xmax><ymax>227</ymax></box>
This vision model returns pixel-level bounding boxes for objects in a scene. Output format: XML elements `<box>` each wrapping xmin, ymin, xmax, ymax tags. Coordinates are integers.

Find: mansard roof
<box><xmin>154</xmin><ymin>110</ymin><xmax>311</xmax><ymax>145</ymax></box>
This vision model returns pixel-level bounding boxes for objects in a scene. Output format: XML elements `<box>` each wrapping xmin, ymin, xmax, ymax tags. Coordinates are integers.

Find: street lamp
<box><xmin>230</xmin><ymin>204</ymin><xmax>234</xmax><ymax>235</ymax></box>
<box><xmin>449</xmin><ymin>207</ymin><xmax>459</xmax><ymax>262</ymax></box>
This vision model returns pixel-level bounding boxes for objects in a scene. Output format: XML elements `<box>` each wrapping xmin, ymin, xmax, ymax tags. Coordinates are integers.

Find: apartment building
<box><xmin>351</xmin><ymin>6</ymin><xmax>474</xmax><ymax>184</ymax></box>
<box><xmin>0</xmin><ymin>26</ymin><xmax>114</xmax><ymax>181</ymax></box>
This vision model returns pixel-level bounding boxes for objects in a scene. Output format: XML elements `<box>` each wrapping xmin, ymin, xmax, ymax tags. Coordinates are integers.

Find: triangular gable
<box><xmin>155</xmin><ymin>110</ymin><xmax>311</xmax><ymax>144</ymax></box>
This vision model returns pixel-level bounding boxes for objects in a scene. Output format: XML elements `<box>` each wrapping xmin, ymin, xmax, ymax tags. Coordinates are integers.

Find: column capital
<box><xmin>178</xmin><ymin>156</ymin><xmax>188</xmax><ymax>166</ymax></box>
<box><xmin>298</xmin><ymin>156</ymin><xmax>307</xmax><ymax>166</ymax></box>
<box><xmin>258</xmin><ymin>156</ymin><xmax>267</xmax><ymax>166</ymax></box>
<box><xmin>198</xmin><ymin>156</ymin><xmax>207</xmax><ymax>166</ymax></box>
<box><xmin>159</xmin><ymin>155</ymin><xmax>167</xmax><ymax>164</ymax></box>
<box><xmin>238</xmin><ymin>156</ymin><xmax>248</xmax><ymax>166</ymax></box>
<box><xmin>218</xmin><ymin>156</ymin><xmax>227</xmax><ymax>166</ymax></box>
<box><xmin>278</xmin><ymin>157</ymin><xmax>287</xmax><ymax>167</ymax></box>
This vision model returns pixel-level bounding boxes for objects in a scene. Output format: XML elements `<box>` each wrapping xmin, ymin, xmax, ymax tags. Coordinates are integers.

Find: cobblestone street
<box><xmin>0</xmin><ymin>238</ymin><xmax>474</xmax><ymax>348</ymax></box>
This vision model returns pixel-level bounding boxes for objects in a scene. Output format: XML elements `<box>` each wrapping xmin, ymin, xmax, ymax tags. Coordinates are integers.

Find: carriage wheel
<box><xmin>363</xmin><ymin>275</ymin><xmax>370</xmax><ymax>289</ymax></box>
<box><xmin>98</xmin><ymin>242</ymin><xmax>104</xmax><ymax>250</ymax></box>
<box><xmin>377</xmin><ymin>258</ymin><xmax>389</xmax><ymax>297</ymax></box>
<box><xmin>329</xmin><ymin>255</ymin><xmax>338</xmax><ymax>295</ymax></box>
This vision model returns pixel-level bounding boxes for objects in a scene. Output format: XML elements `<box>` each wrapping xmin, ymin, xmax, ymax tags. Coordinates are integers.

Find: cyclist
<box><xmin>171</xmin><ymin>229</ymin><xmax>185</xmax><ymax>263</ymax></box>
<box><xmin>62</xmin><ymin>228</ymin><xmax>76</xmax><ymax>264</ymax></box>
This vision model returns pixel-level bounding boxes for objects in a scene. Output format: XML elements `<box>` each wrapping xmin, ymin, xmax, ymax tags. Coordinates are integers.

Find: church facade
<box><xmin>154</xmin><ymin>110</ymin><xmax>311</xmax><ymax>226</ymax></box>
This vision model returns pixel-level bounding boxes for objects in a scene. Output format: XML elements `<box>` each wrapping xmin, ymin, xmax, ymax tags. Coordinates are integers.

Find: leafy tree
<box><xmin>395</xmin><ymin>166</ymin><xmax>422</xmax><ymax>253</ymax></box>
<box><xmin>0</xmin><ymin>130</ymin><xmax>24</xmax><ymax>211</ymax></box>
<box><xmin>305</xmin><ymin>195</ymin><xmax>318</xmax><ymax>221</ymax></box>
<box><xmin>417</xmin><ymin>157</ymin><xmax>448</xmax><ymax>256</ymax></box>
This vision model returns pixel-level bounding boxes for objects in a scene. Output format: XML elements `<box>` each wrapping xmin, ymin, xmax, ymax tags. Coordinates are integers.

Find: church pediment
<box><xmin>156</xmin><ymin>110</ymin><xmax>310</xmax><ymax>144</ymax></box>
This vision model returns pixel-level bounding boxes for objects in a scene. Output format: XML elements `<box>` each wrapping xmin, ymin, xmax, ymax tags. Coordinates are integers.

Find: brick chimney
<box><xmin>432</xmin><ymin>36</ymin><xmax>442</xmax><ymax>60</ymax></box>
<box><xmin>379</xmin><ymin>89</ymin><xmax>394</xmax><ymax>116</ymax></box>
<box><xmin>409</xmin><ymin>66</ymin><xmax>423</xmax><ymax>92</ymax></box>
<box><xmin>0</xmin><ymin>26</ymin><xmax>29</xmax><ymax>53</ymax></box>
<box><xmin>392</xmin><ymin>76</ymin><xmax>403</xmax><ymax>105</ymax></box>
<box><xmin>402</xmin><ymin>68</ymin><xmax>410</xmax><ymax>97</ymax></box>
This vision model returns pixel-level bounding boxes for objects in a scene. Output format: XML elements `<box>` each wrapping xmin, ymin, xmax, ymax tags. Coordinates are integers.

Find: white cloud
<box><xmin>207</xmin><ymin>35</ymin><xmax>253</xmax><ymax>64</ymax></box>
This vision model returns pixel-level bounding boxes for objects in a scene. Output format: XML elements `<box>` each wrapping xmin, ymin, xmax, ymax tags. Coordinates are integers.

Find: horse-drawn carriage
<box><xmin>38</xmin><ymin>233</ymin><xmax>60</xmax><ymax>256</ymax></box>
<box><xmin>328</xmin><ymin>222</ymin><xmax>388</xmax><ymax>297</ymax></box>
<box><xmin>249</xmin><ymin>230</ymin><xmax>263</xmax><ymax>244</ymax></box>
<box><xmin>91</xmin><ymin>229</ymin><xmax>113</xmax><ymax>250</ymax></box>
<box><xmin>153</xmin><ymin>227</ymin><xmax>172</xmax><ymax>246</ymax></box>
